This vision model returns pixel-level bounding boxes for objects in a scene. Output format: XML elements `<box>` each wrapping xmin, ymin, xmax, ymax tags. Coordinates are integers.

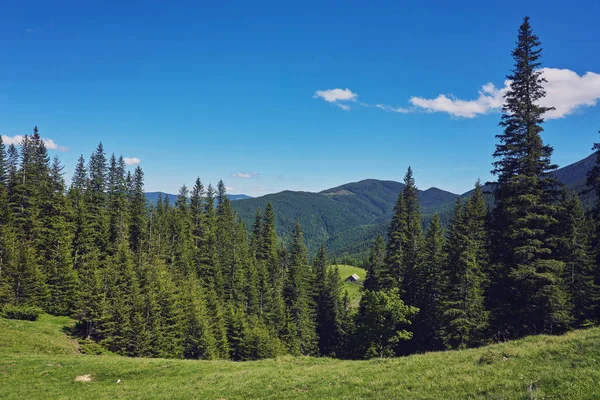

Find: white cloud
<box><xmin>2</xmin><ymin>135</ymin><xmax>26</xmax><ymax>146</ymax></box>
<box><xmin>314</xmin><ymin>88</ymin><xmax>357</xmax><ymax>111</ymax></box>
<box><xmin>316</xmin><ymin>68</ymin><xmax>600</xmax><ymax>119</ymax></box>
<box><xmin>43</xmin><ymin>138</ymin><xmax>70</xmax><ymax>152</ymax></box>
<box><xmin>2</xmin><ymin>134</ymin><xmax>69</xmax><ymax>151</ymax></box>
<box><xmin>232</xmin><ymin>172</ymin><xmax>259</xmax><ymax>179</ymax></box>
<box><xmin>408</xmin><ymin>81</ymin><xmax>505</xmax><ymax>118</ymax></box>
<box><xmin>124</xmin><ymin>157</ymin><xmax>141</xmax><ymax>166</ymax></box>
<box><xmin>407</xmin><ymin>68</ymin><xmax>600</xmax><ymax>119</ymax></box>
<box><xmin>541</xmin><ymin>68</ymin><xmax>600</xmax><ymax>119</ymax></box>
<box><xmin>314</xmin><ymin>88</ymin><xmax>357</xmax><ymax>103</ymax></box>
<box><xmin>225</xmin><ymin>186</ymin><xmax>235</xmax><ymax>192</ymax></box>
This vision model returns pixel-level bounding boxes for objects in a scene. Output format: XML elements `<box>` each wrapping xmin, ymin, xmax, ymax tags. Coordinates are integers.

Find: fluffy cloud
<box><xmin>408</xmin><ymin>82</ymin><xmax>505</xmax><ymax>118</ymax></box>
<box><xmin>232</xmin><ymin>172</ymin><xmax>259</xmax><ymax>179</ymax></box>
<box><xmin>316</xmin><ymin>68</ymin><xmax>600</xmax><ymax>119</ymax></box>
<box><xmin>313</xmin><ymin>88</ymin><xmax>358</xmax><ymax>110</ymax></box>
<box><xmin>541</xmin><ymin>68</ymin><xmax>600</xmax><ymax>119</ymax></box>
<box><xmin>407</xmin><ymin>68</ymin><xmax>600</xmax><ymax>119</ymax></box>
<box><xmin>2</xmin><ymin>135</ymin><xmax>69</xmax><ymax>152</ymax></box>
<box><xmin>124</xmin><ymin>157</ymin><xmax>141</xmax><ymax>166</ymax></box>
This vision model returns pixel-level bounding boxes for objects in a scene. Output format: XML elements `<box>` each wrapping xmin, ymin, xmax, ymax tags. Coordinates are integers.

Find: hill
<box><xmin>231</xmin><ymin>153</ymin><xmax>596</xmax><ymax>260</ymax></box>
<box><xmin>2</xmin><ymin>314</ymin><xmax>599</xmax><ymax>399</ymax></box>
<box><xmin>231</xmin><ymin>180</ymin><xmax>459</xmax><ymax>259</ymax></box>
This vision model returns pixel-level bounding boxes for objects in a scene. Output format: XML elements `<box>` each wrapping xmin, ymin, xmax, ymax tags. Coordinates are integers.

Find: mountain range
<box><xmin>145</xmin><ymin>192</ymin><xmax>252</xmax><ymax>204</ymax></box>
<box><xmin>146</xmin><ymin>153</ymin><xmax>597</xmax><ymax>261</ymax></box>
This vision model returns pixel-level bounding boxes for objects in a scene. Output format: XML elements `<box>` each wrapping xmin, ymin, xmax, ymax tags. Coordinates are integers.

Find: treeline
<box><xmin>0</xmin><ymin>131</ymin><xmax>357</xmax><ymax>359</ymax></box>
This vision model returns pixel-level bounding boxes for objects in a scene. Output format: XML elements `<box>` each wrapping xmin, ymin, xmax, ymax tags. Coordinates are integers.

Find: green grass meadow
<box><xmin>2</xmin><ymin>313</ymin><xmax>600</xmax><ymax>399</ymax></box>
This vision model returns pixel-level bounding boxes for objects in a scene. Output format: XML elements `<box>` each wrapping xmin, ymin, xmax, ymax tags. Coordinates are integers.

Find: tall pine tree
<box><xmin>489</xmin><ymin>16</ymin><xmax>571</xmax><ymax>336</ymax></box>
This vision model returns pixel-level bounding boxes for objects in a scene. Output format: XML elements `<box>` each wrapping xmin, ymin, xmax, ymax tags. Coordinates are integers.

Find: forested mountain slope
<box><xmin>231</xmin><ymin>153</ymin><xmax>596</xmax><ymax>260</ymax></box>
<box><xmin>231</xmin><ymin>180</ymin><xmax>459</xmax><ymax>259</ymax></box>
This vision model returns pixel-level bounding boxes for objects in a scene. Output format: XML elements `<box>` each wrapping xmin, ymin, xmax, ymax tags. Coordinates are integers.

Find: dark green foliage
<box><xmin>44</xmin><ymin>157</ymin><xmax>78</xmax><ymax>315</ymax></box>
<box><xmin>364</xmin><ymin>235</ymin><xmax>385</xmax><ymax>292</ymax></box>
<box><xmin>284</xmin><ymin>221</ymin><xmax>318</xmax><ymax>355</ymax></box>
<box><xmin>557</xmin><ymin>194</ymin><xmax>598</xmax><ymax>326</ymax></box>
<box><xmin>442</xmin><ymin>193</ymin><xmax>489</xmax><ymax>349</ymax></box>
<box><xmin>399</xmin><ymin>167</ymin><xmax>424</xmax><ymax>307</ymax></box>
<box><xmin>354</xmin><ymin>288</ymin><xmax>418</xmax><ymax>358</ymax></box>
<box><xmin>0</xmin><ymin>135</ymin><xmax>6</xmax><ymax>188</ymax></box>
<box><xmin>415</xmin><ymin>214</ymin><xmax>446</xmax><ymax>350</ymax></box>
<box><xmin>586</xmin><ymin>133</ymin><xmax>600</xmax><ymax>285</ymax></box>
<box><xmin>180</xmin><ymin>277</ymin><xmax>216</xmax><ymax>360</ymax></box>
<box><xmin>313</xmin><ymin>246</ymin><xmax>348</xmax><ymax>357</ymax></box>
<box><xmin>383</xmin><ymin>190</ymin><xmax>406</xmax><ymax>289</ymax></box>
<box><xmin>1</xmin><ymin>304</ymin><xmax>42</xmax><ymax>321</ymax></box>
<box><xmin>489</xmin><ymin>17</ymin><xmax>571</xmax><ymax>337</ymax></box>
<box><xmin>129</xmin><ymin>165</ymin><xmax>147</xmax><ymax>255</ymax></box>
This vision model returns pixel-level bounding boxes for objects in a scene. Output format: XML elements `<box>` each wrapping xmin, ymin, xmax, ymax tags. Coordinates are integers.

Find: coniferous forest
<box><xmin>2</xmin><ymin>17</ymin><xmax>600</xmax><ymax>361</ymax></box>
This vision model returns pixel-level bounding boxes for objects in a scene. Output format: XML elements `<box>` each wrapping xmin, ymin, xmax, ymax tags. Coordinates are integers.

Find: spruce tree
<box><xmin>129</xmin><ymin>165</ymin><xmax>147</xmax><ymax>255</ymax></box>
<box><xmin>415</xmin><ymin>214</ymin><xmax>446</xmax><ymax>350</ymax></box>
<box><xmin>107</xmin><ymin>155</ymin><xmax>128</xmax><ymax>255</ymax></box>
<box><xmin>399</xmin><ymin>167</ymin><xmax>424</xmax><ymax>307</ymax></box>
<box><xmin>557</xmin><ymin>194</ymin><xmax>598</xmax><ymax>326</ymax></box>
<box><xmin>384</xmin><ymin>191</ymin><xmax>406</xmax><ymax>289</ymax></box>
<box><xmin>284</xmin><ymin>221</ymin><xmax>318</xmax><ymax>355</ymax></box>
<box><xmin>0</xmin><ymin>135</ymin><xmax>6</xmax><ymax>187</ymax></box>
<box><xmin>442</xmin><ymin>196</ymin><xmax>489</xmax><ymax>349</ymax></box>
<box><xmin>197</xmin><ymin>184</ymin><xmax>220</xmax><ymax>289</ymax></box>
<box><xmin>257</xmin><ymin>202</ymin><xmax>285</xmax><ymax>335</ymax></box>
<box><xmin>312</xmin><ymin>244</ymin><xmax>338</xmax><ymax>355</ymax></box>
<box><xmin>44</xmin><ymin>157</ymin><xmax>78</xmax><ymax>315</ymax></box>
<box><xmin>250</xmin><ymin>208</ymin><xmax>262</xmax><ymax>256</ymax></box>
<box><xmin>87</xmin><ymin>143</ymin><xmax>109</xmax><ymax>255</ymax></box>
<box><xmin>586</xmin><ymin>131</ymin><xmax>600</xmax><ymax>311</ymax></box>
<box><xmin>489</xmin><ymin>16</ymin><xmax>571</xmax><ymax>336</ymax></box>
<box><xmin>180</xmin><ymin>275</ymin><xmax>216</xmax><ymax>360</ymax></box>
<box><xmin>364</xmin><ymin>235</ymin><xmax>385</xmax><ymax>292</ymax></box>
<box><xmin>321</xmin><ymin>265</ymin><xmax>348</xmax><ymax>357</ymax></box>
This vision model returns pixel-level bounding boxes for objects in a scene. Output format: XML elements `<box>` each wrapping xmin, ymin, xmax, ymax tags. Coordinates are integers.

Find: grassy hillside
<box><xmin>2</xmin><ymin>314</ymin><xmax>600</xmax><ymax>399</ymax></box>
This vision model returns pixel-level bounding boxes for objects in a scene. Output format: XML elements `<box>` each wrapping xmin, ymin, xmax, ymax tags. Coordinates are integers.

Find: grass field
<box><xmin>2</xmin><ymin>314</ymin><xmax>600</xmax><ymax>399</ymax></box>
<box><xmin>330</xmin><ymin>264</ymin><xmax>365</xmax><ymax>307</ymax></box>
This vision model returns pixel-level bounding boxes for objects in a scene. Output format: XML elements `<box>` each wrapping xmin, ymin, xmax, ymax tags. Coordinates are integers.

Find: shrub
<box><xmin>1</xmin><ymin>304</ymin><xmax>42</xmax><ymax>321</ymax></box>
<box><xmin>78</xmin><ymin>339</ymin><xmax>111</xmax><ymax>355</ymax></box>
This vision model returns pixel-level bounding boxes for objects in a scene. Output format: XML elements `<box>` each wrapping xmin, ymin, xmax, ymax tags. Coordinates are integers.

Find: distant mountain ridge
<box><xmin>145</xmin><ymin>192</ymin><xmax>251</xmax><ymax>205</ymax></box>
<box><xmin>231</xmin><ymin>153</ymin><xmax>597</xmax><ymax>260</ymax></box>
<box><xmin>231</xmin><ymin>180</ymin><xmax>461</xmax><ymax>259</ymax></box>
<box><xmin>147</xmin><ymin>153</ymin><xmax>597</xmax><ymax>260</ymax></box>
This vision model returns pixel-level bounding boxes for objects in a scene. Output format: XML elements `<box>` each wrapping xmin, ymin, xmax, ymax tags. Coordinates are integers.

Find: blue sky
<box><xmin>1</xmin><ymin>0</ymin><xmax>599</xmax><ymax>196</ymax></box>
